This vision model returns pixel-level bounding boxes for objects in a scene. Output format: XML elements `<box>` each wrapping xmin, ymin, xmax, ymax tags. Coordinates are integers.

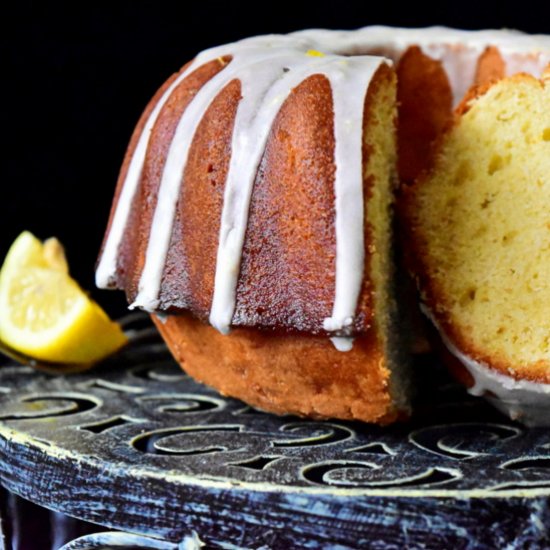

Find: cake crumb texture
<box><xmin>406</xmin><ymin>73</ymin><xmax>550</xmax><ymax>381</ymax></box>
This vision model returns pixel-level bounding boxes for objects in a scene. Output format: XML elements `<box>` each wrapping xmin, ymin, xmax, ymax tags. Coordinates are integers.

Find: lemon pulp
<box><xmin>0</xmin><ymin>231</ymin><xmax>127</xmax><ymax>364</ymax></box>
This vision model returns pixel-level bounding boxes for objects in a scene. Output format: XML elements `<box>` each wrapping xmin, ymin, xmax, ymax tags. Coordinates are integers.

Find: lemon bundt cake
<box><xmin>96</xmin><ymin>26</ymin><xmax>550</xmax><ymax>424</ymax></box>
<box><xmin>403</xmin><ymin>71</ymin><xmax>550</xmax><ymax>425</ymax></box>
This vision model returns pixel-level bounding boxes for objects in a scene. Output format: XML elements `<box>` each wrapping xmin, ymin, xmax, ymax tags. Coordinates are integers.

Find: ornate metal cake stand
<box><xmin>0</xmin><ymin>335</ymin><xmax>549</xmax><ymax>549</ymax></box>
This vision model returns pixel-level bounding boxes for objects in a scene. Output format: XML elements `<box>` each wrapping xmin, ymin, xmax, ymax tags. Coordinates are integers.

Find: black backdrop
<box><xmin>2</xmin><ymin>2</ymin><xmax>547</xmax><ymax>316</ymax></box>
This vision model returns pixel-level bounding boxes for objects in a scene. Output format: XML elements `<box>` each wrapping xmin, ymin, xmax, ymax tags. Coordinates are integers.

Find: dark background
<box><xmin>2</xmin><ymin>2</ymin><xmax>547</xmax><ymax>316</ymax></box>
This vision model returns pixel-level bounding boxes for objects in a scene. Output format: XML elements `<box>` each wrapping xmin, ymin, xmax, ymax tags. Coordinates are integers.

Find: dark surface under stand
<box><xmin>0</xmin><ymin>337</ymin><xmax>549</xmax><ymax>549</ymax></box>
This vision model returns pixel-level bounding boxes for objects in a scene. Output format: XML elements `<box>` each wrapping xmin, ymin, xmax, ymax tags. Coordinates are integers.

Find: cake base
<box><xmin>152</xmin><ymin>314</ymin><xmax>405</xmax><ymax>424</ymax></box>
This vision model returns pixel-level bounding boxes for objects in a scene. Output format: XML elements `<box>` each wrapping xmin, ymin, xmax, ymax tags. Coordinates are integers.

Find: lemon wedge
<box><xmin>0</xmin><ymin>231</ymin><xmax>127</xmax><ymax>364</ymax></box>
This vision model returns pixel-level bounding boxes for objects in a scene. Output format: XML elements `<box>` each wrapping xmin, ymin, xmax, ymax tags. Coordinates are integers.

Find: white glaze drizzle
<box><xmin>95</xmin><ymin>33</ymin><xmax>301</xmax><ymax>291</ymax></box>
<box><xmin>131</xmin><ymin>47</ymin><xmax>310</xmax><ymax>311</ymax></box>
<box><xmin>293</xmin><ymin>27</ymin><xmax>550</xmax><ymax>104</ymax></box>
<box><xmin>96</xmin><ymin>26</ymin><xmax>550</xmax><ymax>350</ymax></box>
<box><xmin>422</xmin><ymin>306</ymin><xmax>550</xmax><ymax>427</ymax></box>
<box><xmin>321</xmin><ymin>57</ymin><xmax>382</xmax><ymax>349</ymax></box>
<box><xmin>209</xmin><ymin>54</ymin><xmax>382</xmax><ymax>334</ymax></box>
<box><xmin>95</xmin><ymin>64</ymin><xmax>198</xmax><ymax>289</ymax></box>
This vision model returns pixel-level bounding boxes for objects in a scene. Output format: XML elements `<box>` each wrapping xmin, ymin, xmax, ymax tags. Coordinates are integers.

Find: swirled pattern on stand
<box><xmin>0</xmin><ymin>339</ymin><xmax>549</xmax><ymax>548</ymax></box>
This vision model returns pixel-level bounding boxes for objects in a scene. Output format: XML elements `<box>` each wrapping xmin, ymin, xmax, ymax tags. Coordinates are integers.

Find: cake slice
<box><xmin>403</xmin><ymin>71</ymin><xmax>550</xmax><ymax>424</ymax></box>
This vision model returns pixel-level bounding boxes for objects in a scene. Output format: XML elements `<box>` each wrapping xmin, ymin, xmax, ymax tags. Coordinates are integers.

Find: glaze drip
<box><xmin>423</xmin><ymin>307</ymin><xmax>550</xmax><ymax>427</ymax></box>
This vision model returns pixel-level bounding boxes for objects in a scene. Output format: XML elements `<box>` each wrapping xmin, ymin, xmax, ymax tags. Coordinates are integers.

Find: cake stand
<box><xmin>0</xmin><ymin>334</ymin><xmax>549</xmax><ymax>549</ymax></box>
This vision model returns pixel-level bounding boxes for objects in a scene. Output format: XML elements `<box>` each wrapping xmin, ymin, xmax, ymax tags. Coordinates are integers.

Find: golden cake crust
<box><xmin>396</xmin><ymin>46</ymin><xmax>453</xmax><ymax>183</ymax></box>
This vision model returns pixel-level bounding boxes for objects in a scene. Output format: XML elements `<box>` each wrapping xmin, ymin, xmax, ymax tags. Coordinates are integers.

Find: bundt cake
<box><xmin>96</xmin><ymin>26</ymin><xmax>550</xmax><ymax>424</ymax></box>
